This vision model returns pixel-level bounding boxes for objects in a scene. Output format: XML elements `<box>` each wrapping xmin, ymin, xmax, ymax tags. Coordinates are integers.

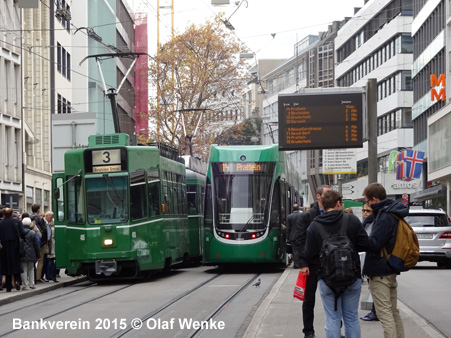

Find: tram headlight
<box><xmin>104</xmin><ymin>239</ymin><xmax>113</xmax><ymax>246</ymax></box>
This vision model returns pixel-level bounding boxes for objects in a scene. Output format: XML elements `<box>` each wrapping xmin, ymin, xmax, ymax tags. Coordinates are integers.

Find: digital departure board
<box><xmin>278</xmin><ymin>92</ymin><xmax>364</xmax><ymax>150</ymax></box>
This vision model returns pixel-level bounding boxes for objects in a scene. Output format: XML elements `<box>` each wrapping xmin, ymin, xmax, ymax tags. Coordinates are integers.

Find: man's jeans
<box><xmin>319</xmin><ymin>278</ymin><xmax>362</xmax><ymax>338</ymax></box>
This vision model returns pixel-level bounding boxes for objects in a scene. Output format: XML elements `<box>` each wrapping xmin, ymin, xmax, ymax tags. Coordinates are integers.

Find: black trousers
<box><xmin>302</xmin><ymin>267</ymin><xmax>318</xmax><ymax>334</ymax></box>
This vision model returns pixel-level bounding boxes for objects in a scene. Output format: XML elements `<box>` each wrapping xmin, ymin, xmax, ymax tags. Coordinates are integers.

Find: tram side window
<box><xmin>67</xmin><ymin>175</ymin><xmax>85</xmax><ymax>224</ymax></box>
<box><xmin>270</xmin><ymin>178</ymin><xmax>280</xmax><ymax>228</ymax></box>
<box><xmin>182</xmin><ymin>184</ymin><xmax>187</xmax><ymax>214</ymax></box>
<box><xmin>204</xmin><ymin>178</ymin><xmax>213</xmax><ymax>229</ymax></box>
<box><xmin>55</xmin><ymin>177</ymin><xmax>65</xmax><ymax>222</ymax></box>
<box><xmin>163</xmin><ymin>176</ymin><xmax>172</xmax><ymax>214</ymax></box>
<box><xmin>130</xmin><ymin>170</ymin><xmax>146</xmax><ymax>220</ymax></box>
<box><xmin>148</xmin><ymin>182</ymin><xmax>160</xmax><ymax>216</ymax></box>
<box><xmin>148</xmin><ymin>169</ymin><xmax>160</xmax><ymax>216</ymax></box>
<box><xmin>187</xmin><ymin>185</ymin><xmax>197</xmax><ymax>215</ymax></box>
<box><xmin>200</xmin><ymin>186</ymin><xmax>205</xmax><ymax>214</ymax></box>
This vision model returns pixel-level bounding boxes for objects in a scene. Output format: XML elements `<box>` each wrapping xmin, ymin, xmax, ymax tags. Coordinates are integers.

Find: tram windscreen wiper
<box><xmin>103</xmin><ymin>174</ymin><xmax>122</xmax><ymax>207</ymax></box>
<box><xmin>240</xmin><ymin>214</ymin><xmax>255</xmax><ymax>232</ymax></box>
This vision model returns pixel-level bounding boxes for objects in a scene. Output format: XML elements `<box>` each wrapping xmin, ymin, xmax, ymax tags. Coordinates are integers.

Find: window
<box><xmin>56</xmin><ymin>93</ymin><xmax>71</xmax><ymax>114</ymax></box>
<box><xmin>57</xmin><ymin>43</ymin><xmax>61</xmax><ymax>73</ymax></box>
<box><xmin>56</xmin><ymin>43</ymin><xmax>71</xmax><ymax>81</ymax></box>
<box><xmin>130</xmin><ymin>171</ymin><xmax>146</xmax><ymax>220</ymax></box>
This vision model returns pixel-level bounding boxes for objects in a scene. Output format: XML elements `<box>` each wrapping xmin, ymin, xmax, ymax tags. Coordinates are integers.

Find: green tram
<box><xmin>203</xmin><ymin>144</ymin><xmax>301</xmax><ymax>265</ymax></box>
<box><xmin>52</xmin><ymin>133</ymin><xmax>190</xmax><ymax>279</ymax></box>
<box><xmin>186</xmin><ymin>168</ymin><xmax>206</xmax><ymax>262</ymax></box>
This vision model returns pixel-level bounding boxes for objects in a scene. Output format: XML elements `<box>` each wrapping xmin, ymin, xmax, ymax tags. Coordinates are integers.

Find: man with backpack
<box><xmin>362</xmin><ymin>183</ymin><xmax>408</xmax><ymax>338</ymax></box>
<box><xmin>305</xmin><ymin>190</ymin><xmax>370</xmax><ymax>338</ymax></box>
<box><xmin>30</xmin><ymin>204</ymin><xmax>49</xmax><ymax>283</ymax></box>
<box><xmin>294</xmin><ymin>184</ymin><xmax>330</xmax><ymax>338</ymax></box>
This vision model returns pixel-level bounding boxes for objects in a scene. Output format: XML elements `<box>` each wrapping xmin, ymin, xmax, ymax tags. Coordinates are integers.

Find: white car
<box><xmin>404</xmin><ymin>208</ymin><xmax>451</xmax><ymax>268</ymax></box>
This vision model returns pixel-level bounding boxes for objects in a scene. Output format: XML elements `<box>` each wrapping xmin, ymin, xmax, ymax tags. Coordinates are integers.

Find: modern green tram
<box><xmin>186</xmin><ymin>169</ymin><xmax>206</xmax><ymax>262</ymax></box>
<box><xmin>203</xmin><ymin>144</ymin><xmax>301</xmax><ymax>265</ymax></box>
<box><xmin>52</xmin><ymin>133</ymin><xmax>190</xmax><ymax>279</ymax></box>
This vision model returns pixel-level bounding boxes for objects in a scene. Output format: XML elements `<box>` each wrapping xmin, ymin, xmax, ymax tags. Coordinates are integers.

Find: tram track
<box><xmin>0</xmin><ymin>282</ymin><xmax>96</xmax><ymax>318</ymax></box>
<box><xmin>187</xmin><ymin>274</ymin><xmax>261</xmax><ymax>338</ymax></box>
<box><xmin>0</xmin><ymin>283</ymin><xmax>134</xmax><ymax>336</ymax></box>
<box><xmin>0</xmin><ymin>267</ymin><xmax>274</xmax><ymax>338</ymax></box>
<box><xmin>112</xmin><ymin>273</ymin><xmax>261</xmax><ymax>338</ymax></box>
<box><xmin>111</xmin><ymin>274</ymin><xmax>222</xmax><ymax>337</ymax></box>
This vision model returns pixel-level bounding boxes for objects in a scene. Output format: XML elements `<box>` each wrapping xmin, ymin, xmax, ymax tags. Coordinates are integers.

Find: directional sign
<box><xmin>323</xmin><ymin>149</ymin><xmax>357</xmax><ymax>174</ymax></box>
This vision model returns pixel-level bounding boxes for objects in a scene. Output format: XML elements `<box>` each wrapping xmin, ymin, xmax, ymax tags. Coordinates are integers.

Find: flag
<box><xmin>404</xmin><ymin>149</ymin><xmax>425</xmax><ymax>179</ymax></box>
<box><xmin>396</xmin><ymin>151</ymin><xmax>408</xmax><ymax>181</ymax></box>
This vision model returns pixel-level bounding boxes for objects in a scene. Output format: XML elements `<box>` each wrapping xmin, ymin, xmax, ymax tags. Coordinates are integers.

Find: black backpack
<box><xmin>315</xmin><ymin>213</ymin><xmax>360</xmax><ymax>310</ymax></box>
<box><xmin>31</xmin><ymin>214</ymin><xmax>48</xmax><ymax>246</ymax></box>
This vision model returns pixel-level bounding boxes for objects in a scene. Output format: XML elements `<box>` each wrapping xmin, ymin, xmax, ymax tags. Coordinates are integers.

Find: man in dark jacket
<box><xmin>305</xmin><ymin>190</ymin><xmax>370</xmax><ymax>338</ymax></box>
<box><xmin>293</xmin><ymin>184</ymin><xmax>330</xmax><ymax>338</ymax></box>
<box><xmin>0</xmin><ymin>208</ymin><xmax>26</xmax><ymax>292</ymax></box>
<box><xmin>362</xmin><ymin>183</ymin><xmax>406</xmax><ymax>338</ymax></box>
<box><xmin>286</xmin><ymin>203</ymin><xmax>303</xmax><ymax>268</ymax></box>
<box><xmin>30</xmin><ymin>204</ymin><xmax>48</xmax><ymax>283</ymax></box>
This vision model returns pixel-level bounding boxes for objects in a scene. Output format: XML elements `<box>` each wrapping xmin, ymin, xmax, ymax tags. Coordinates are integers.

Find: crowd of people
<box><xmin>286</xmin><ymin>183</ymin><xmax>407</xmax><ymax>338</ymax></box>
<box><xmin>0</xmin><ymin>204</ymin><xmax>58</xmax><ymax>293</ymax></box>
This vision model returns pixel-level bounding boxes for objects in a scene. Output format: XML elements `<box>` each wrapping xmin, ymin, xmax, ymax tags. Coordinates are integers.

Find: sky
<box><xmin>126</xmin><ymin>0</ymin><xmax>365</xmax><ymax>60</ymax></box>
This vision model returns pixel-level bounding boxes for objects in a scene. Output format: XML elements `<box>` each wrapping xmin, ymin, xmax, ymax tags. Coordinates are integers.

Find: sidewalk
<box><xmin>0</xmin><ymin>272</ymin><xmax>87</xmax><ymax>306</ymax></box>
<box><xmin>244</xmin><ymin>266</ymin><xmax>446</xmax><ymax>338</ymax></box>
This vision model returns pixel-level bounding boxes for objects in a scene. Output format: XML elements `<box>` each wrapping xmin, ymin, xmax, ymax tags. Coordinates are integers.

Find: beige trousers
<box><xmin>369</xmin><ymin>274</ymin><xmax>405</xmax><ymax>338</ymax></box>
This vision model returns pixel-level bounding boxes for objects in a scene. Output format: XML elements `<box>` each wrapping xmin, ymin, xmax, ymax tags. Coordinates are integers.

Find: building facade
<box><xmin>52</xmin><ymin>0</ymin><xmax>137</xmax><ymax>173</ymax></box>
<box><xmin>0</xmin><ymin>0</ymin><xmax>23</xmax><ymax>211</ymax></box>
<box><xmin>417</xmin><ymin>0</ymin><xmax>451</xmax><ymax>212</ymax></box>
<box><xmin>335</xmin><ymin>0</ymin><xmax>420</xmax><ymax>200</ymax></box>
<box><xmin>410</xmin><ymin>0</ymin><xmax>448</xmax><ymax>208</ymax></box>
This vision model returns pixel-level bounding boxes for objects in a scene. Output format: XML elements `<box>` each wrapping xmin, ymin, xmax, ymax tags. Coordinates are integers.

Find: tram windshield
<box><xmin>211</xmin><ymin>162</ymin><xmax>275</xmax><ymax>231</ymax></box>
<box><xmin>86</xmin><ymin>175</ymin><xmax>128</xmax><ymax>224</ymax></box>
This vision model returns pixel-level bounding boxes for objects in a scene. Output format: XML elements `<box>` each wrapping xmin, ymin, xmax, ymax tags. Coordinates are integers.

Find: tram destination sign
<box><xmin>278</xmin><ymin>92</ymin><xmax>363</xmax><ymax>150</ymax></box>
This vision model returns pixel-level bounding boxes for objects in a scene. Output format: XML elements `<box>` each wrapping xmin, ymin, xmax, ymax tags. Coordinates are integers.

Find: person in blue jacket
<box><xmin>362</xmin><ymin>183</ymin><xmax>407</xmax><ymax>338</ymax></box>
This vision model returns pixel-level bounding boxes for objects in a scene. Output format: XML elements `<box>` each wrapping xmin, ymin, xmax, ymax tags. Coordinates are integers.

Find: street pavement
<box><xmin>243</xmin><ymin>266</ymin><xmax>446</xmax><ymax>338</ymax></box>
<box><xmin>0</xmin><ymin>272</ymin><xmax>87</xmax><ymax>306</ymax></box>
<box><xmin>0</xmin><ymin>266</ymin><xmax>446</xmax><ymax>338</ymax></box>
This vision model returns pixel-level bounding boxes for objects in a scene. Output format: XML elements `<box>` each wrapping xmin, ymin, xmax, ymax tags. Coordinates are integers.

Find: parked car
<box><xmin>404</xmin><ymin>208</ymin><xmax>451</xmax><ymax>268</ymax></box>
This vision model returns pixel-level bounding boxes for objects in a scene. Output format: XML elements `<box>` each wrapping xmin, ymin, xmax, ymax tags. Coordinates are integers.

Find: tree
<box><xmin>147</xmin><ymin>15</ymin><xmax>249</xmax><ymax>158</ymax></box>
<box><xmin>214</xmin><ymin>117</ymin><xmax>262</xmax><ymax>145</ymax></box>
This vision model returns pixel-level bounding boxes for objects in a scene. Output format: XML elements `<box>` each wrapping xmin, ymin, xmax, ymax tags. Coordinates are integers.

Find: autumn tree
<box><xmin>148</xmin><ymin>15</ymin><xmax>249</xmax><ymax>158</ymax></box>
<box><xmin>214</xmin><ymin>117</ymin><xmax>262</xmax><ymax>145</ymax></box>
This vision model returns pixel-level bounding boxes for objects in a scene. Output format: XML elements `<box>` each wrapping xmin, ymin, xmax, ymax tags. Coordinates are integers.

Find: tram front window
<box><xmin>86</xmin><ymin>175</ymin><xmax>128</xmax><ymax>224</ymax></box>
<box><xmin>212</xmin><ymin>162</ymin><xmax>275</xmax><ymax>231</ymax></box>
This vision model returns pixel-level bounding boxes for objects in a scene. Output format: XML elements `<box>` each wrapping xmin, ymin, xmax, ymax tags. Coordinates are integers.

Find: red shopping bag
<box><xmin>293</xmin><ymin>271</ymin><xmax>307</xmax><ymax>301</ymax></box>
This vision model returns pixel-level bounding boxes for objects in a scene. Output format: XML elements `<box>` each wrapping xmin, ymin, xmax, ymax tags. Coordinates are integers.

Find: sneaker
<box><xmin>360</xmin><ymin>312</ymin><xmax>379</xmax><ymax>321</ymax></box>
<box><xmin>22</xmin><ymin>286</ymin><xmax>29</xmax><ymax>290</ymax></box>
<box><xmin>39</xmin><ymin>278</ymin><xmax>49</xmax><ymax>283</ymax></box>
<box><xmin>30</xmin><ymin>285</ymin><xmax>36</xmax><ymax>289</ymax></box>
<box><xmin>304</xmin><ymin>333</ymin><xmax>316</xmax><ymax>338</ymax></box>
